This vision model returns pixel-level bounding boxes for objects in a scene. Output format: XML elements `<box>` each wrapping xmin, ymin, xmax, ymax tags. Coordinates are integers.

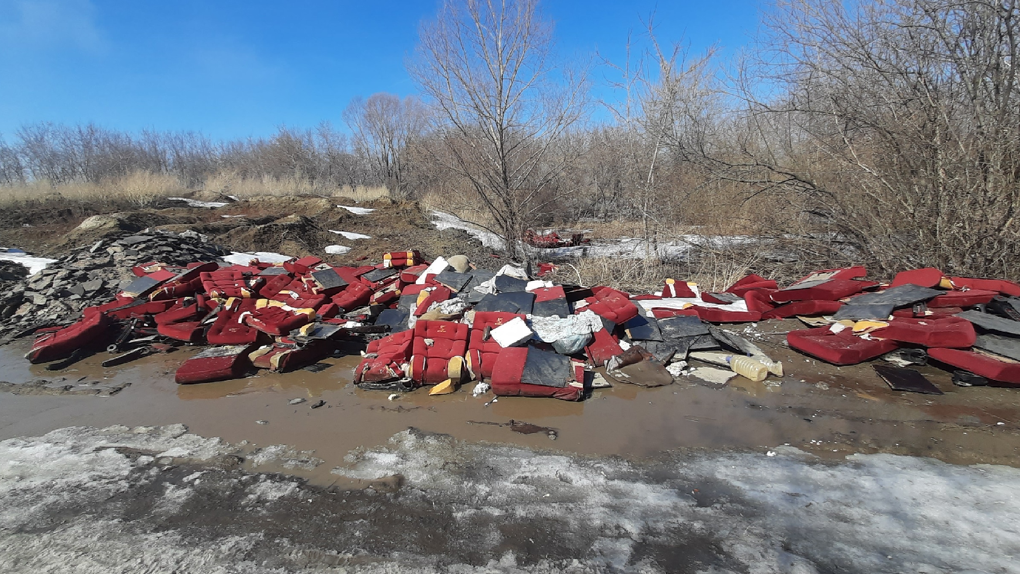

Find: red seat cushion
<box><xmin>662</xmin><ymin>278</ymin><xmax>696</xmax><ymax>298</ymax></box>
<box><xmin>871</xmin><ymin>316</ymin><xmax>976</xmax><ymax>348</ymax></box>
<box><xmin>585</xmin><ymin>328</ymin><xmax>623</xmax><ymax>366</ymax></box>
<box><xmin>947</xmin><ymin>277</ymin><xmax>1020</xmax><ymax>297</ymax></box>
<box><xmin>772</xmin><ymin>279</ymin><xmax>869</xmax><ymax>302</ymax></box>
<box><xmin>726</xmin><ymin>274</ymin><xmax>778</xmax><ymax>296</ymax></box>
<box><xmin>891</xmin><ymin>267</ymin><xmax>944</xmax><ymax>288</ymax></box>
<box><xmin>787</xmin><ymin>326</ymin><xmax>898</xmax><ymax>365</ymax></box>
<box><xmin>927</xmin><ymin>289</ymin><xmax>997</xmax><ymax>308</ymax></box>
<box><xmin>585</xmin><ymin>288</ymin><xmax>639</xmax><ymax>325</ymax></box>
<box><xmin>175</xmin><ymin>345</ymin><xmax>252</xmax><ymax>384</ymax></box>
<box><xmin>762</xmin><ymin>300</ymin><xmax>843</xmax><ymax>320</ymax></box>
<box><xmin>490</xmin><ymin>347</ymin><xmax>584</xmax><ymax>401</ymax></box>
<box><xmin>468</xmin><ymin>312</ymin><xmax>526</xmax><ymax>379</ymax></box>
<box><xmin>27</xmin><ymin>308</ymin><xmax>110</xmax><ymax>364</ymax></box>
<box><xmin>928</xmin><ymin>348</ymin><xmax>1020</xmax><ymax>385</ymax></box>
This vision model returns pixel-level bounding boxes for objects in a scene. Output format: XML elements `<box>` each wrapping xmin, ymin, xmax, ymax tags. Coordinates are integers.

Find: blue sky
<box><xmin>0</xmin><ymin>0</ymin><xmax>763</xmax><ymax>141</ymax></box>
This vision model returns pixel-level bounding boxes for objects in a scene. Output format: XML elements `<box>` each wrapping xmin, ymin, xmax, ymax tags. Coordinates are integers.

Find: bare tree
<box><xmin>694</xmin><ymin>0</ymin><xmax>1020</xmax><ymax>278</ymax></box>
<box><xmin>343</xmin><ymin>93</ymin><xmax>428</xmax><ymax>198</ymax></box>
<box><xmin>409</xmin><ymin>0</ymin><xmax>589</xmax><ymax>259</ymax></box>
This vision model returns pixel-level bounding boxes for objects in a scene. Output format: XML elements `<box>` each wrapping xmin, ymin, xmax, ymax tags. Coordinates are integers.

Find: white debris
<box><xmin>338</xmin><ymin>205</ymin><xmax>375</xmax><ymax>215</ymax></box>
<box><xmin>526</xmin><ymin>280</ymin><xmax>554</xmax><ymax>291</ymax></box>
<box><xmin>417</xmin><ymin>256</ymin><xmax>450</xmax><ymax>284</ymax></box>
<box><xmin>0</xmin><ymin>248</ymin><xmax>56</xmax><ymax>275</ymax></box>
<box><xmin>689</xmin><ymin>366</ymin><xmax>737</xmax><ymax>384</ymax></box>
<box><xmin>665</xmin><ymin>361</ymin><xmax>689</xmax><ymax>378</ymax></box>
<box><xmin>324</xmin><ymin>245</ymin><xmax>351</xmax><ymax>255</ymax></box>
<box><xmin>329</xmin><ymin>230</ymin><xmax>371</xmax><ymax>240</ymax></box>
<box><xmin>472</xmin><ymin>382</ymin><xmax>491</xmax><ymax>397</ymax></box>
<box><xmin>222</xmin><ymin>251</ymin><xmax>291</xmax><ymax>265</ymax></box>
<box><xmin>168</xmin><ymin>197</ymin><xmax>228</xmax><ymax>208</ymax></box>
<box><xmin>529</xmin><ymin>310</ymin><xmax>604</xmax><ymax>343</ymax></box>
<box><xmin>490</xmin><ymin>316</ymin><xmax>534</xmax><ymax>348</ymax></box>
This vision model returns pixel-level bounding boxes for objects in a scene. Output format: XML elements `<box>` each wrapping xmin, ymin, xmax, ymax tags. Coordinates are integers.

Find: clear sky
<box><xmin>0</xmin><ymin>0</ymin><xmax>763</xmax><ymax>141</ymax></box>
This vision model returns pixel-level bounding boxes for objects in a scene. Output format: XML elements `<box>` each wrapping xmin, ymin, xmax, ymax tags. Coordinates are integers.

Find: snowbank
<box><xmin>168</xmin><ymin>197</ymin><xmax>229</xmax><ymax>208</ymax></box>
<box><xmin>222</xmin><ymin>251</ymin><xmax>291</xmax><ymax>265</ymax></box>
<box><xmin>338</xmin><ymin>205</ymin><xmax>375</xmax><ymax>215</ymax></box>
<box><xmin>0</xmin><ymin>248</ymin><xmax>56</xmax><ymax>275</ymax></box>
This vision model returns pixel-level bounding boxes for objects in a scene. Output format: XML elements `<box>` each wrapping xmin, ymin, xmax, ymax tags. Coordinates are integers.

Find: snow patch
<box><xmin>324</xmin><ymin>245</ymin><xmax>351</xmax><ymax>255</ymax></box>
<box><xmin>222</xmin><ymin>251</ymin><xmax>291</xmax><ymax>265</ymax></box>
<box><xmin>168</xmin><ymin>197</ymin><xmax>228</xmax><ymax>208</ymax></box>
<box><xmin>0</xmin><ymin>248</ymin><xmax>57</xmax><ymax>275</ymax></box>
<box><xmin>338</xmin><ymin>205</ymin><xmax>375</xmax><ymax>215</ymax></box>
<box><xmin>329</xmin><ymin>230</ymin><xmax>371</xmax><ymax>240</ymax></box>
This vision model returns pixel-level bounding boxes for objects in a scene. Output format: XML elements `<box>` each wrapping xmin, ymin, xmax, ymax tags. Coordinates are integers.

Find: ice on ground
<box><xmin>329</xmin><ymin>230</ymin><xmax>371</xmax><ymax>240</ymax></box>
<box><xmin>4</xmin><ymin>424</ymin><xmax>1020</xmax><ymax>573</ymax></box>
<box><xmin>248</xmin><ymin>444</ymin><xmax>323</xmax><ymax>471</ymax></box>
<box><xmin>431</xmin><ymin>209</ymin><xmax>760</xmax><ymax>261</ymax></box>
<box><xmin>324</xmin><ymin>245</ymin><xmax>351</xmax><ymax>255</ymax></box>
<box><xmin>222</xmin><ymin>251</ymin><xmax>291</xmax><ymax>265</ymax></box>
<box><xmin>168</xmin><ymin>197</ymin><xmax>228</xmax><ymax>208</ymax></box>
<box><xmin>338</xmin><ymin>205</ymin><xmax>375</xmax><ymax>215</ymax></box>
<box><xmin>0</xmin><ymin>248</ymin><xmax>57</xmax><ymax>275</ymax></box>
<box><xmin>431</xmin><ymin>210</ymin><xmax>505</xmax><ymax>250</ymax></box>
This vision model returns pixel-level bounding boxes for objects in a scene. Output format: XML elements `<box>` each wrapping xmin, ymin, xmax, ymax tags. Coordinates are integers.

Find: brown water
<box><xmin>2</xmin><ymin>323</ymin><xmax>1019</xmax><ymax>486</ymax></box>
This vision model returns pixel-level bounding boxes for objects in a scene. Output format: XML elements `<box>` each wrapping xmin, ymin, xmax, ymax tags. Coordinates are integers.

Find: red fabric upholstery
<box><xmin>928</xmin><ymin>348</ymin><xmax>1020</xmax><ymax>385</ymax></box>
<box><xmin>490</xmin><ymin>347</ymin><xmax>584</xmax><ymax>401</ymax></box>
<box><xmin>871</xmin><ymin>316</ymin><xmax>976</xmax><ymax>348</ymax></box>
<box><xmin>175</xmin><ymin>346</ymin><xmax>251</xmax><ymax>384</ymax></box>
<box><xmin>948</xmin><ymin>277</ymin><xmax>1020</xmax><ymax>297</ymax></box>
<box><xmin>761</xmin><ymin>300</ymin><xmax>843</xmax><ymax>320</ymax></box>
<box><xmin>408</xmin><ymin>320</ymin><xmax>469</xmax><ymax>384</ymax></box>
<box><xmin>27</xmin><ymin>308</ymin><xmax>110</xmax><ymax>363</ymax></box>
<box><xmin>157</xmin><ymin>321</ymin><xmax>204</xmax><ymax>343</ymax></box>
<box><xmin>200</xmin><ymin>270</ymin><xmax>264</xmax><ymax>298</ymax></box>
<box><xmin>662</xmin><ymin>278</ymin><xmax>696</xmax><ymax>298</ymax></box>
<box><xmin>928</xmin><ymin>289</ymin><xmax>997</xmax><ymax>308</ymax></box>
<box><xmin>355</xmin><ymin>331</ymin><xmax>415</xmax><ymax>384</ymax></box>
<box><xmin>585</xmin><ymin>328</ymin><xmax>623</xmax><ymax>366</ymax></box>
<box><xmin>283</xmin><ymin>256</ymin><xmax>322</xmax><ymax>275</ymax></box>
<box><xmin>206</xmin><ymin>299</ymin><xmax>262</xmax><ymax>345</ymax></box>
<box><xmin>244</xmin><ymin>305</ymin><xmax>314</xmax><ymax>336</ymax></box>
<box><xmin>691</xmin><ymin>306</ymin><xmax>762</xmax><ymax>323</ymax></box>
<box><xmin>467</xmin><ymin>311</ymin><xmax>526</xmax><ymax>380</ymax></box>
<box><xmin>413</xmin><ymin>286</ymin><xmax>453</xmax><ymax>317</ymax></box>
<box><xmin>890</xmin><ymin>267</ymin><xmax>944</xmax><ymax>288</ymax></box>
<box><xmin>331</xmin><ymin>281</ymin><xmax>373</xmax><ymax>311</ymax></box>
<box><xmin>585</xmin><ymin>288</ymin><xmax>639</xmax><ymax>325</ymax></box>
<box><xmin>726</xmin><ymin>275</ymin><xmax>778</xmax><ymax>296</ymax></box>
<box><xmin>787</xmin><ymin>326</ymin><xmax>898</xmax><ymax>365</ymax></box>
<box><xmin>153</xmin><ymin>295</ymin><xmax>207</xmax><ymax>325</ymax></box>
<box><xmin>382</xmin><ymin>250</ymin><xmax>423</xmax><ymax>269</ymax></box>
<box><xmin>772</xmin><ymin>279</ymin><xmax>869</xmax><ymax>302</ymax></box>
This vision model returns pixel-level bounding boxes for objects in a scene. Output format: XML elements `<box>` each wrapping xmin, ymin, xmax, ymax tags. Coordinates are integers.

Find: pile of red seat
<box><xmin>24</xmin><ymin>252</ymin><xmax>1020</xmax><ymax>397</ymax></box>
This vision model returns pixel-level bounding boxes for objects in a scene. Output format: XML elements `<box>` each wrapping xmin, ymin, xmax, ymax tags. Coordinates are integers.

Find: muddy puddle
<box><xmin>2</xmin><ymin>323</ymin><xmax>1019</xmax><ymax>486</ymax></box>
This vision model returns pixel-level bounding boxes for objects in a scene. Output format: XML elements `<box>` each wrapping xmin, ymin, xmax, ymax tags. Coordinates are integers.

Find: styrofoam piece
<box><xmin>490</xmin><ymin>316</ymin><xmax>534</xmax><ymax>348</ymax></box>
<box><xmin>417</xmin><ymin>256</ymin><xmax>450</xmax><ymax>284</ymax></box>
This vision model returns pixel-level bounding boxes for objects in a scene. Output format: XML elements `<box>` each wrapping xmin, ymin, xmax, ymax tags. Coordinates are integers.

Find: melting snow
<box><xmin>324</xmin><ymin>245</ymin><xmax>351</xmax><ymax>255</ymax></box>
<box><xmin>168</xmin><ymin>197</ymin><xmax>229</xmax><ymax>208</ymax></box>
<box><xmin>222</xmin><ymin>251</ymin><xmax>291</xmax><ymax>265</ymax></box>
<box><xmin>4</xmin><ymin>425</ymin><xmax>1019</xmax><ymax>573</ymax></box>
<box><xmin>0</xmin><ymin>248</ymin><xmax>56</xmax><ymax>275</ymax></box>
<box><xmin>329</xmin><ymin>230</ymin><xmax>371</xmax><ymax>240</ymax></box>
<box><xmin>338</xmin><ymin>205</ymin><xmax>375</xmax><ymax>215</ymax></box>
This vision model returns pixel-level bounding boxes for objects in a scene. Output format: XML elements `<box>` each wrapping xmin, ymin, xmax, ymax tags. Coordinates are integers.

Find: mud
<box><xmin>2</xmin><ymin>319</ymin><xmax>1018</xmax><ymax>489</ymax></box>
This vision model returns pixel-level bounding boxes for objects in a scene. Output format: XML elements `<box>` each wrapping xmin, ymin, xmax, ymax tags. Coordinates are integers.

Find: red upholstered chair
<box><xmin>355</xmin><ymin>330</ymin><xmax>415</xmax><ymax>384</ymax></box>
<box><xmin>207</xmin><ymin>298</ymin><xmax>262</xmax><ymax>345</ymax></box>
<box><xmin>408</xmin><ymin>320</ymin><xmax>469</xmax><ymax>385</ymax></box>
<box><xmin>466</xmin><ymin>311</ymin><xmax>526</xmax><ymax>380</ymax></box>
<box><xmin>490</xmin><ymin>346</ymin><xmax>585</xmax><ymax>401</ymax></box>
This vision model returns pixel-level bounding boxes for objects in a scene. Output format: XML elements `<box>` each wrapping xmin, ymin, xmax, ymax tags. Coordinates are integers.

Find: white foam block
<box><xmin>490</xmin><ymin>317</ymin><xmax>533</xmax><ymax>348</ymax></box>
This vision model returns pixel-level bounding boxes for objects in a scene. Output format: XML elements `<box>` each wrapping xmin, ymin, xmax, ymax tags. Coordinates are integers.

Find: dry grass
<box><xmin>0</xmin><ymin>171</ymin><xmax>187</xmax><ymax>208</ymax></box>
<box><xmin>203</xmin><ymin>172</ymin><xmax>390</xmax><ymax>201</ymax></box>
<box><xmin>419</xmin><ymin>188</ymin><xmax>497</xmax><ymax>229</ymax></box>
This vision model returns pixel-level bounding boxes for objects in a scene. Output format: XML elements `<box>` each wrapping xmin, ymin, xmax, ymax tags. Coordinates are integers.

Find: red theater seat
<box><xmin>466</xmin><ymin>311</ymin><xmax>526</xmax><ymax>380</ymax></box>
<box><xmin>408</xmin><ymin>320</ymin><xmax>469</xmax><ymax>385</ymax></box>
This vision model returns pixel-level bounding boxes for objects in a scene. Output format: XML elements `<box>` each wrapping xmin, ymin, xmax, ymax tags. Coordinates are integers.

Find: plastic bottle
<box><xmin>754</xmin><ymin>356</ymin><xmax>784</xmax><ymax>377</ymax></box>
<box><xmin>727</xmin><ymin>355</ymin><xmax>768</xmax><ymax>382</ymax></box>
